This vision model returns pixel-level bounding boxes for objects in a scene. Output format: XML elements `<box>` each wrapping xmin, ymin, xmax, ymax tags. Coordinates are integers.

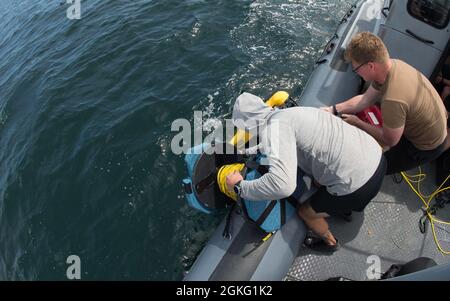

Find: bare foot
<box><xmin>320</xmin><ymin>230</ymin><xmax>337</xmax><ymax>246</ymax></box>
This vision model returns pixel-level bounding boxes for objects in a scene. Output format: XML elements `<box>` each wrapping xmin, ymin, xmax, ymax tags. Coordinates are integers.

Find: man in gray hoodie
<box><xmin>226</xmin><ymin>92</ymin><xmax>386</xmax><ymax>252</ymax></box>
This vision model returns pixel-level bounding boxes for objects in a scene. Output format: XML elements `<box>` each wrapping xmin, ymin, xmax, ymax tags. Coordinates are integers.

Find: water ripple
<box><xmin>0</xmin><ymin>0</ymin><xmax>354</xmax><ymax>280</ymax></box>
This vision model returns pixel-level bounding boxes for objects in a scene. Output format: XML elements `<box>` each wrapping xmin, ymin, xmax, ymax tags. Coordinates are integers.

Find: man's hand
<box><xmin>341</xmin><ymin>114</ymin><xmax>361</xmax><ymax>127</ymax></box>
<box><xmin>226</xmin><ymin>171</ymin><xmax>244</xmax><ymax>193</ymax></box>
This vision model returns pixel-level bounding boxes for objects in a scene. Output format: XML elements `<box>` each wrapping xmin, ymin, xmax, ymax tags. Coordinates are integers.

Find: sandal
<box><xmin>304</xmin><ymin>234</ymin><xmax>340</xmax><ymax>253</ymax></box>
<box><xmin>338</xmin><ymin>210</ymin><xmax>353</xmax><ymax>222</ymax></box>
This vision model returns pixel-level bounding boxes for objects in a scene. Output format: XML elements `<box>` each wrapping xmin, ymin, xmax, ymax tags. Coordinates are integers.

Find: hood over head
<box><xmin>232</xmin><ymin>92</ymin><xmax>275</xmax><ymax>130</ymax></box>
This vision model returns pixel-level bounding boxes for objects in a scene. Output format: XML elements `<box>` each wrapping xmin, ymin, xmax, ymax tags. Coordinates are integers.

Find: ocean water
<box><xmin>0</xmin><ymin>0</ymin><xmax>353</xmax><ymax>280</ymax></box>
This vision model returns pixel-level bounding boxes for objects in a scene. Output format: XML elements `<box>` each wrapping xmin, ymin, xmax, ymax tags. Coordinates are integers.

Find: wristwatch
<box><xmin>332</xmin><ymin>104</ymin><xmax>339</xmax><ymax>116</ymax></box>
<box><xmin>234</xmin><ymin>181</ymin><xmax>242</xmax><ymax>197</ymax></box>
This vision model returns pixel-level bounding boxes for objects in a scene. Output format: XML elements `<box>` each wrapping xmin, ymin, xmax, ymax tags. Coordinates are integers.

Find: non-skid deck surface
<box><xmin>286</xmin><ymin>164</ymin><xmax>450</xmax><ymax>281</ymax></box>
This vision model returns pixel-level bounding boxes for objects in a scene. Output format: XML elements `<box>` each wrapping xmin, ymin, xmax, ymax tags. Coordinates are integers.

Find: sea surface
<box><xmin>0</xmin><ymin>0</ymin><xmax>353</xmax><ymax>280</ymax></box>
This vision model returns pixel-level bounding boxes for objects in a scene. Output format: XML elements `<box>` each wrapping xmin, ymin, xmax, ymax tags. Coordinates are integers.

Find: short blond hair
<box><xmin>344</xmin><ymin>32</ymin><xmax>389</xmax><ymax>64</ymax></box>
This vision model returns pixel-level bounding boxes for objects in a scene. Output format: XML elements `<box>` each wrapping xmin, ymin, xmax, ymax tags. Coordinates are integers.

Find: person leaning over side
<box><xmin>226</xmin><ymin>92</ymin><xmax>386</xmax><ymax>253</ymax></box>
<box><xmin>323</xmin><ymin>32</ymin><xmax>449</xmax><ymax>175</ymax></box>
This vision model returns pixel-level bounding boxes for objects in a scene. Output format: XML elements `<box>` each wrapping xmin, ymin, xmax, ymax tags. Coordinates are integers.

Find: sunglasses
<box><xmin>352</xmin><ymin>62</ymin><xmax>368</xmax><ymax>73</ymax></box>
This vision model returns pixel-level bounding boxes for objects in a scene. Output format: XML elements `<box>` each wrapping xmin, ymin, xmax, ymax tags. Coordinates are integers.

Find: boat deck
<box><xmin>286</xmin><ymin>163</ymin><xmax>450</xmax><ymax>281</ymax></box>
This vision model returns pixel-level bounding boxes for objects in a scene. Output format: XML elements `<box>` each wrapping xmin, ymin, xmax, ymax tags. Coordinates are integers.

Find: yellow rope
<box><xmin>217</xmin><ymin>163</ymin><xmax>245</xmax><ymax>201</ymax></box>
<box><xmin>401</xmin><ymin>170</ymin><xmax>450</xmax><ymax>255</ymax></box>
<box><xmin>262</xmin><ymin>232</ymin><xmax>274</xmax><ymax>242</ymax></box>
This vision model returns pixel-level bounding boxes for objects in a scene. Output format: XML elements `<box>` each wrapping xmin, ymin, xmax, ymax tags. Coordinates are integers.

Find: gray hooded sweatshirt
<box><xmin>232</xmin><ymin>92</ymin><xmax>382</xmax><ymax>201</ymax></box>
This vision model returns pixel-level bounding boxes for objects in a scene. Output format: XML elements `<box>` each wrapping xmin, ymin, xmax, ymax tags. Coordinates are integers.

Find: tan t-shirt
<box><xmin>371</xmin><ymin>59</ymin><xmax>448</xmax><ymax>150</ymax></box>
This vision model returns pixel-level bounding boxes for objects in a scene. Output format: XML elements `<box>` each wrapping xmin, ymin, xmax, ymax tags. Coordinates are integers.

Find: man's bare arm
<box><xmin>333</xmin><ymin>85</ymin><xmax>380</xmax><ymax>114</ymax></box>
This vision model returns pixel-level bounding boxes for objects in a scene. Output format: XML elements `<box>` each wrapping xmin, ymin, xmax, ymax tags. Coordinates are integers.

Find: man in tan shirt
<box><xmin>326</xmin><ymin>32</ymin><xmax>448</xmax><ymax>174</ymax></box>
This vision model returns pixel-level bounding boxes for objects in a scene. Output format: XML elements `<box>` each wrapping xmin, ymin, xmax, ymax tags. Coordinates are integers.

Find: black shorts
<box><xmin>385</xmin><ymin>136</ymin><xmax>447</xmax><ymax>175</ymax></box>
<box><xmin>309</xmin><ymin>155</ymin><xmax>387</xmax><ymax>216</ymax></box>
